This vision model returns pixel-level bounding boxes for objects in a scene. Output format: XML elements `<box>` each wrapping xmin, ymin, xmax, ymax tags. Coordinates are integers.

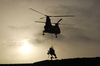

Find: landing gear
<box><xmin>55</xmin><ymin>34</ymin><xmax>57</xmax><ymax>38</ymax></box>
<box><xmin>42</xmin><ymin>33</ymin><xmax>45</xmax><ymax>35</ymax></box>
<box><xmin>56</xmin><ymin>35</ymin><xmax>57</xmax><ymax>38</ymax></box>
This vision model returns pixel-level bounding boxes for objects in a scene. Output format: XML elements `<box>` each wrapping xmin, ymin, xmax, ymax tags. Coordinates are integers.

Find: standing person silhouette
<box><xmin>47</xmin><ymin>46</ymin><xmax>57</xmax><ymax>60</ymax></box>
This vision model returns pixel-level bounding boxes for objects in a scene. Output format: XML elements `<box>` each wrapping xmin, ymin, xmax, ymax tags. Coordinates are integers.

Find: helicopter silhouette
<box><xmin>30</xmin><ymin>8</ymin><xmax>75</xmax><ymax>38</ymax></box>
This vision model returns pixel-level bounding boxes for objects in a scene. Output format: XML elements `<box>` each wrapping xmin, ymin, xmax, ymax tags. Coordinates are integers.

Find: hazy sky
<box><xmin>0</xmin><ymin>0</ymin><xmax>100</xmax><ymax>64</ymax></box>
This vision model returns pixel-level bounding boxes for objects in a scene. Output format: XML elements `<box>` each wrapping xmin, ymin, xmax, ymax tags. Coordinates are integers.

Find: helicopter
<box><xmin>30</xmin><ymin>8</ymin><xmax>75</xmax><ymax>38</ymax></box>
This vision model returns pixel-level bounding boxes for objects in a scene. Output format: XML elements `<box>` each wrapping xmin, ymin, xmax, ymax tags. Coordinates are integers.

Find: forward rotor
<box><xmin>30</xmin><ymin>8</ymin><xmax>75</xmax><ymax>18</ymax></box>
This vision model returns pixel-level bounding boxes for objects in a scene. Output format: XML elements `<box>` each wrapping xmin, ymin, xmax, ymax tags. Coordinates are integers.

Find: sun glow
<box><xmin>21</xmin><ymin>41</ymin><xmax>32</xmax><ymax>53</ymax></box>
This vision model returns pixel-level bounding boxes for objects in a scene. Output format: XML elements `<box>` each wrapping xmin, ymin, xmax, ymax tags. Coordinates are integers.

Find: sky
<box><xmin>0</xmin><ymin>0</ymin><xmax>100</xmax><ymax>64</ymax></box>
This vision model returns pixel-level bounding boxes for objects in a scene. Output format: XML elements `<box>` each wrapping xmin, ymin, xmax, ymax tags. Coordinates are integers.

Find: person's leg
<box><xmin>54</xmin><ymin>53</ymin><xmax>57</xmax><ymax>58</ymax></box>
<box><xmin>51</xmin><ymin>55</ymin><xmax>53</xmax><ymax>60</ymax></box>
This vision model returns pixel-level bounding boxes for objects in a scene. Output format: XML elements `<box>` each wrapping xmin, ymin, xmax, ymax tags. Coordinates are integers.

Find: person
<box><xmin>47</xmin><ymin>46</ymin><xmax>57</xmax><ymax>60</ymax></box>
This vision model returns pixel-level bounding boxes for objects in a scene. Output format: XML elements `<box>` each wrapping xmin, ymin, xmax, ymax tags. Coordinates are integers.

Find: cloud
<box><xmin>9</xmin><ymin>25</ymin><xmax>30</xmax><ymax>30</ymax></box>
<box><xmin>7</xmin><ymin>0</ymin><xmax>100</xmax><ymax>46</ymax></box>
<box><xmin>45</xmin><ymin>1</ymin><xmax>100</xmax><ymax>45</ymax></box>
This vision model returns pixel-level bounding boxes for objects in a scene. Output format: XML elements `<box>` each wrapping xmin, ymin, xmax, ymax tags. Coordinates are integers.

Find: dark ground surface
<box><xmin>0</xmin><ymin>57</ymin><xmax>100</xmax><ymax>66</ymax></box>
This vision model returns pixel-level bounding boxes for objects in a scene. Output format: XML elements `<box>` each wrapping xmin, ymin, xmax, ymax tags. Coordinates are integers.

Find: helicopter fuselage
<box><xmin>42</xmin><ymin>16</ymin><xmax>61</xmax><ymax>38</ymax></box>
<box><xmin>43</xmin><ymin>25</ymin><xmax>60</xmax><ymax>34</ymax></box>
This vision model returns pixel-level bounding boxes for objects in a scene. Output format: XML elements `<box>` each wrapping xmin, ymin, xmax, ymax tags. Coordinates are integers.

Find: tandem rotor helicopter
<box><xmin>30</xmin><ymin>8</ymin><xmax>75</xmax><ymax>38</ymax></box>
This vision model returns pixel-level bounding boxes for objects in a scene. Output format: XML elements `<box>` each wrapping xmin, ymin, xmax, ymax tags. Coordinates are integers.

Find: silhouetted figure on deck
<box><xmin>47</xmin><ymin>46</ymin><xmax>57</xmax><ymax>60</ymax></box>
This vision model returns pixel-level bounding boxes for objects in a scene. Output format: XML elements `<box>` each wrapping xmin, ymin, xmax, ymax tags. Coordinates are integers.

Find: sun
<box><xmin>20</xmin><ymin>41</ymin><xmax>32</xmax><ymax>53</ymax></box>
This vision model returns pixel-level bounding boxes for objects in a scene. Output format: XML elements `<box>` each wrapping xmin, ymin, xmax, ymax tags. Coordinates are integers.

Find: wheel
<box><xmin>42</xmin><ymin>33</ymin><xmax>45</xmax><ymax>35</ymax></box>
<box><xmin>55</xmin><ymin>34</ymin><xmax>57</xmax><ymax>38</ymax></box>
<box><xmin>56</xmin><ymin>35</ymin><xmax>57</xmax><ymax>38</ymax></box>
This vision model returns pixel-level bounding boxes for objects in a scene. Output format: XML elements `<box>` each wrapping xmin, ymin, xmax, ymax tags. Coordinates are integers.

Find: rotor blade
<box><xmin>35</xmin><ymin>21</ymin><xmax>56</xmax><ymax>24</ymax></box>
<box><xmin>29</xmin><ymin>8</ymin><xmax>46</xmax><ymax>16</ymax></box>
<box><xmin>57</xmin><ymin>19</ymin><xmax>62</xmax><ymax>23</ymax></box>
<box><xmin>52</xmin><ymin>23</ymin><xmax>75</xmax><ymax>25</ymax></box>
<box><xmin>49</xmin><ymin>15</ymin><xmax>75</xmax><ymax>17</ymax></box>
<box><xmin>35</xmin><ymin>21</ymin><xmax>45</xmax><ymax>23</ymax></box>
<box><xmin>40</xmin><ymin>17</ymin><xmax>46</xmax><ymax>19</ymax></box>
<box><xmin>35</xmin><ymin>21</ymin><xmax>75</xmax><ymax>26</ymax></box>
<box><xmin>35</xmin><ymin>21</ymin><xmax>59</xmax><ymax>24</ymax></box>
<box><xmin>52</xmin><ymin>23</ymin><xmax>74</xmax><ymax>26</ymax></box>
